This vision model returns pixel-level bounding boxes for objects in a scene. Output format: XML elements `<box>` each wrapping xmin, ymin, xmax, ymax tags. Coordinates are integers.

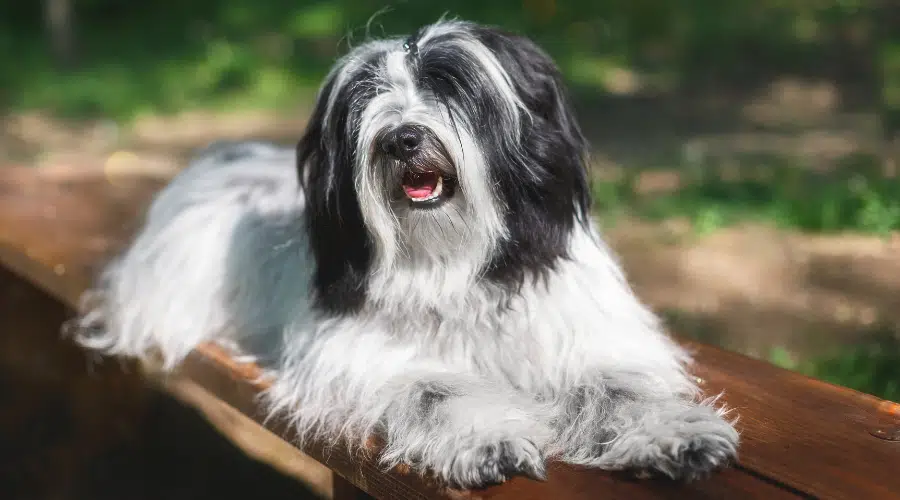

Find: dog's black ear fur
<box><xmin>470</xmin><ymin>24</ymin><xmax>593</xmax><ymax>287</ymax></box>
<box><xmin>297</xmin><ymin>66</ymin><xmax>376</xmax><ymax>315</ymax></box>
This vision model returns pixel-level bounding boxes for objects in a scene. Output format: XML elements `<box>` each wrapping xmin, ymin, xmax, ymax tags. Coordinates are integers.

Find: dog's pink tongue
<box><xmin>403</xmin><ymin>185</ymin><xmax>434</xmax><ymax>198</ymax></box>
<box><xmin>402</xmin><ymin>172</ymin><xmax>438</xmax><ymax>199</ymax></box>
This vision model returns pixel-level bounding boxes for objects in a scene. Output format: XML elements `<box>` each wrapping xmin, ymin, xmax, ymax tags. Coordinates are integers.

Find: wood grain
<box><xmin>1</xmin><ymin>165</ymin><xmax>897</xmax><ymax>499</ymax></box>
<box><xmin>332</xmin><ymin>475</ymin><xmax>376</xmax><ymax>500</ymax></box>
<box><xmin>179</xmin><ymin>343</ymin><xmax>803</xmax><ymax>500</ymax></box>
<box><xmin>687</xmin><ymin>340</ymin><xmax>900</xmax><ymax>499</ymax></box>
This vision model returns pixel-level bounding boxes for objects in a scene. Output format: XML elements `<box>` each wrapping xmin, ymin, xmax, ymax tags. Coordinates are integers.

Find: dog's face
<box><xmin>298</xmin><ymin>20</ymin><xmax>592</xmax><ymax>313</ymax></box>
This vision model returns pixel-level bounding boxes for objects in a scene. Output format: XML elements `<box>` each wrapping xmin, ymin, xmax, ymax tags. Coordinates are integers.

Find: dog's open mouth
<box><xmin>401</xmin><ymin>170</ymin><xmax>453</xmax><ymax>205</ymax></box>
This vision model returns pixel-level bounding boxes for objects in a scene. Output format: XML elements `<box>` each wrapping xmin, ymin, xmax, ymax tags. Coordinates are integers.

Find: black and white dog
<box><xmin>73</xmin><ymin>19</ymin><xmax>739</xmax><ymax>489</ymax></box>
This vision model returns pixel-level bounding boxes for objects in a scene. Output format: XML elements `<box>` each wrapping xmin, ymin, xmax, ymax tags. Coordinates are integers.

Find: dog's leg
<box><xmin>550</xmin><ymin>372</ymin><xmax>739</xmax><ymax>481</ymax></box>
<box><xmin>270</xmin><ymin>351</ymin><xmax>554</xmax><ymax>490</ymax></box>
<box><xmin>376</xmin><ymin>373</ymin><xmax>554</xmax><ymax>489</ymax></box>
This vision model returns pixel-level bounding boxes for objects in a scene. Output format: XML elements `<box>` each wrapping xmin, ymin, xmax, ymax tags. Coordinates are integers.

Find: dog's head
<box><xmin>298</xmin><ymin>20</ymin><xmax>591</xmax><ymax>313</ymax></box>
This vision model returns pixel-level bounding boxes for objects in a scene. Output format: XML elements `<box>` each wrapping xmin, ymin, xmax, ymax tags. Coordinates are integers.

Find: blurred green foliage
<box><xmin>0</xmin><ymin>0</ymin><xmax>880</xmax><ymax>120</ymax></box>
<box><xmin>667</xmin><ymin>308</ymin><xmax>899</xmax><ymax>402</ymax></box>
<box><xmin>768</xmin><ymin>332</ymin><xmax>900</xmax><ymax>402</ymax></box>
<box><xmin>593</xmin><ymin>152</ymin><xmax>900</xmax><ymax>235</ymax></box>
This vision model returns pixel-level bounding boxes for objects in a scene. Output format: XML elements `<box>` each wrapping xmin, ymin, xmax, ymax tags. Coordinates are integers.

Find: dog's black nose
<box><xmin>380</xmin><ymin>125</ymin><xmax>423</xmax><ymax>159</ymax></box>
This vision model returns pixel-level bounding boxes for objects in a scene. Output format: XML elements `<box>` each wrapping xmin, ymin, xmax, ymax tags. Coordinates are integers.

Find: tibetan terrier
<box><xmin>72</xmin><ymin>19</ymin><xmax>739</xmax><ymax>489</ymax></box>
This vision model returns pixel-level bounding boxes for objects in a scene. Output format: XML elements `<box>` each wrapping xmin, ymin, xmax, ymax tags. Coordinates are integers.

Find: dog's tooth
<box><xmin>433</xmin><ymin>176</ymin><xmax>443</xmax><ymax>197</ymax></box>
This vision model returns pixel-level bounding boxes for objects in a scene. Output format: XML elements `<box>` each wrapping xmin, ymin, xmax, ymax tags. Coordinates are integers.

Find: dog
<box><xmin>71</xmin><ymin>19</ymin><xmax>739</xmax><ymax>489</ymax></box>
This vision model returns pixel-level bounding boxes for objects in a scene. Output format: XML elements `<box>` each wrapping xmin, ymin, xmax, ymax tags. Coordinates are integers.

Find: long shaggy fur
<box><xmin>71</xmin><ymin>19</ymin><xmax>739</xmax><ymax>489</ymax></box>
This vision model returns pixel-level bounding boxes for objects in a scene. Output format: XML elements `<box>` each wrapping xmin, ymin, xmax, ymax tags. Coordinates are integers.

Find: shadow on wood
<box><xmin>0</xmin><ymin>264</ymin><xmax>325</xmax><ymax>499</ymax></box>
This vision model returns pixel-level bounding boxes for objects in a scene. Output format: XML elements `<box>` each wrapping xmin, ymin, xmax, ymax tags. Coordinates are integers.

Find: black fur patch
<box><xmin>296</xmin><ymin>53</ymin><xmax>384</xmax><ymax>314</ymax></box>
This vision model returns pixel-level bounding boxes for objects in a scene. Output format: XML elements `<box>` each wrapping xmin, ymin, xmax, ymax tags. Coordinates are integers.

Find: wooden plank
<box><xmin>1</xmin><ymin>165</ymin><xmax>896</xmax><ymax>498</ymax></box>
<box><xmin>332</xmin><ymin>475</ymin><xmax>375</xmax><ymax>500</ymax></box>
<box><xmin>178</xmin><ymin>343</ymin><xmax>802</xmax><ymax>500</ymax></box>
<box><xmin>0</xmin><ymin>262</ymin><xmax>331</xmax><ymax>500</ymax></box>
<box><xmin>161</xmin><ymin>376</ymin><xmax>334</xmax><ymax>497</ymax></box>
<box><xmin>688</xmin><ymin>340</ymin><xmax>900</xmax><ymax>499</ymax></box>
<box><xmin>0</xmin><ymin>166</ymin><xmax>162</xmax><ymax>305</ymax></box>
<box><xmin>0</xmin><ymin>263</ymin><xmax>150</xmax><ymax>499</ymax></box>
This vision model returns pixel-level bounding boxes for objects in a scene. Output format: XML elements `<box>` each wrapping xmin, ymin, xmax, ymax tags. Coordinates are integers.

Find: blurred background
<box><xmin>0</xmin><ymin>0</ymin><xmax>897</xmax><ymax>498</ymax></box>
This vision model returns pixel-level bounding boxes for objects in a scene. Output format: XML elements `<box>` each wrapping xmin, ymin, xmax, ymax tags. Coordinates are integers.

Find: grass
<box><xmin>767</xmin><ymin>332</ymin><xmax>900</xmax><ymax>402</ymax></box>
<box><xmin>667</xmin><ymin>308</ymin><xmax>900</xmax><ymax>402</ymax></box>
<box><xmin>592</xmin><ymin>152</ymin><xmax>900</xmax><ymax>236</ymax></box>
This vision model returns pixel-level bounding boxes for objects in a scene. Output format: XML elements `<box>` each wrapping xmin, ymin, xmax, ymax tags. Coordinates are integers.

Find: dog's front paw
<box><xmin>441</xmin><ymin>437</ymin><xmax>547</xmax><ymax>490</ymax></box>
<box><xmin>600</xmin><ymin>403</ymin><xmax>739</xmax><ymax>481</ymax></box>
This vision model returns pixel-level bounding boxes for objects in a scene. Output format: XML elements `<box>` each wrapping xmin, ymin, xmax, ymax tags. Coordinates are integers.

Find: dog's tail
<box><xmin>68</xmin><ymin>141</ymin><xmax>310</xmax><ymax>370</ymax></box>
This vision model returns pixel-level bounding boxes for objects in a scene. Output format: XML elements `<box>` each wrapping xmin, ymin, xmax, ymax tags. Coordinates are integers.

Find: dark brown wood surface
<box><xmin>0</xmin><ymin>165</ymin><xmax>898</xmax><ymax>499</ymax></box>
<box><xmin>0</xmin><ymin>262</ymin><xmax>329</xmax><ymax>500</ymax></box>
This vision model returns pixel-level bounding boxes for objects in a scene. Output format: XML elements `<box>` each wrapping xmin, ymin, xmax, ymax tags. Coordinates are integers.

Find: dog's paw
<box><xmin>629</xmin><ymin>425</ymin><xmax>738</xmax><ymax>481</ymax></box>
<box><xmin>599</xmin><ymin>404</ymin><xmax>739</xmax><ymax>481</ymax></box>
<box><xmin>442</xmin><ymin>438</ymin><xmax>547</xmax><ymax>490</ymax></box>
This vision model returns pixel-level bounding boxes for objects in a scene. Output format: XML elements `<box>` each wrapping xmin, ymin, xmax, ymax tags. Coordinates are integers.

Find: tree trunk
<box><xmin>44</xmin><ymin>0</ymin><xmax>76</xmax><ymax>70</ymax></box>
<box><xmin>877</xmin><ymin>1</ymin><xmax>899</xmax><ymax>140</ymax></box>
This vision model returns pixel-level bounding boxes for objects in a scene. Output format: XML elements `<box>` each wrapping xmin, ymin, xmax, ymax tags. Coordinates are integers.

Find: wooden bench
<box><xmin>1</xmin><ymin>164</ymin><xmax>898</xmax><ymax>500</ymax></box>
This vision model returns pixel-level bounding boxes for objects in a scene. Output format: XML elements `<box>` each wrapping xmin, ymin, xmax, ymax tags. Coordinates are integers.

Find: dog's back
<box><xmin>73</xmin><ymin>142</ymin><xmax>310</xmax><ymax>369</ymax></box>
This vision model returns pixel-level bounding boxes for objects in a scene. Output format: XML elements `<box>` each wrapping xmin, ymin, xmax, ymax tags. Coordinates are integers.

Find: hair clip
<box><xmin>403</xmin><ymin>36</ymin><xmax>419</xmax><ymax>57</ymax></box>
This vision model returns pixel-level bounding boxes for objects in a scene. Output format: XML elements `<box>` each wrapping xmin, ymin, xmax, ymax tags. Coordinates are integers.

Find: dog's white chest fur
<box><xmin>304</xmin><ymin>223</ymin><xmax>692</xmax><ymax>398</ymax></box>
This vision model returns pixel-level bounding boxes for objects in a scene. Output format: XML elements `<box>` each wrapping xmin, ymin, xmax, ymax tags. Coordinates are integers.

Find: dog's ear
<box><xmin>296</xmin><ymin>68</ymin><xmax>372</xmax><ymax>314</ymax></box>
<box><xmin>469</xmin><ymin>26</ymin><xmax>593</xmax><ymax>284</ymax></box>
<box><xmin>473</xmin><ymin>26</ymin><xmax>590</xmax><ymax>197</ymax></box>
